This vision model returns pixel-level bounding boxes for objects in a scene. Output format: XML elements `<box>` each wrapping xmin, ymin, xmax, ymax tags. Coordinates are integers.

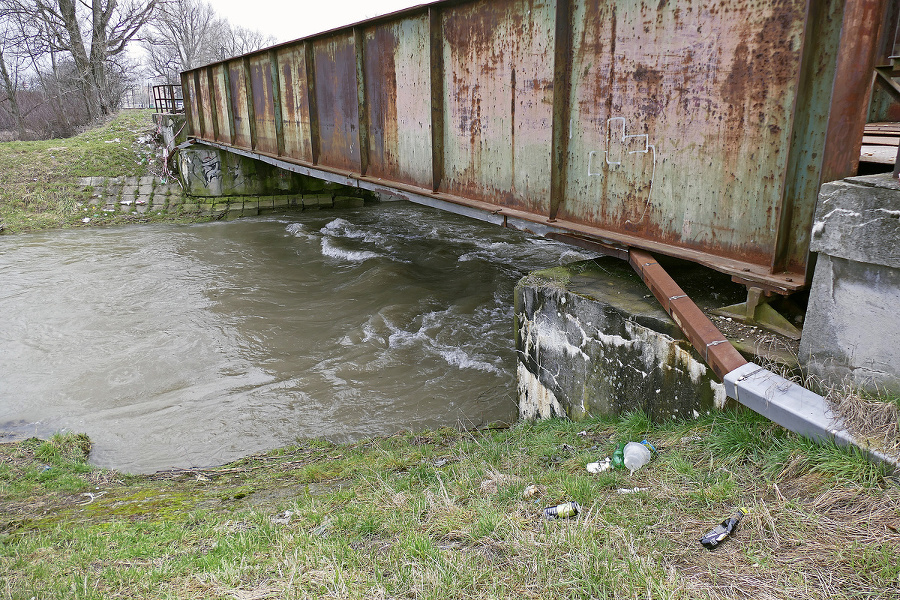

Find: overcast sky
<box><xmin>210</xmin><ymin>0</ymin><xmax>432</xmax><ymax>43</ymax></box>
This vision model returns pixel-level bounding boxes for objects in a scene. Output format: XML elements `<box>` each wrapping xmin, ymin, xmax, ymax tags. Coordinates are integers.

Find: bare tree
<box><xmin>7</xmin><ymin>0</ymin><xmax>159</xmax><ymax>119</ymax></box>
<box><xmin>143</xmin><ymin>0</ymin><xmax>224</xmax><ymax>83</ymax></box>
<box><xmin>220</xmin><ymin>24</ymin><xmax>276</xmax><ymax>59</ymax></box>
<box><xmin>0</xmin><ymin>12</ymin><xmax>29</xmax><ymax>139</ymax></box>
<box><xmin>143</xmin><ymin>0</ymin><xmax>275</xmax><ymax>83</ymax></box>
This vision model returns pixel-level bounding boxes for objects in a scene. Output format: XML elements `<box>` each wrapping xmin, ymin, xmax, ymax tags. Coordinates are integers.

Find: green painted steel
<box><xmin>180</xmin><ymin>0</ymin><xmax>891</xmax><ymax>291</ymax></box>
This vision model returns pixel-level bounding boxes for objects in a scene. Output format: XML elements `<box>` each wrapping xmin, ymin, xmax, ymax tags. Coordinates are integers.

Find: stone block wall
<box><xmin>78</xmin><ymin>176</ymin><xmax>365</xmax><ymax>221</ymax></box>
<box><xmin>800</xmin><ymin>174</ymin><xmax>900</xmax><ymax>393</ymax></box>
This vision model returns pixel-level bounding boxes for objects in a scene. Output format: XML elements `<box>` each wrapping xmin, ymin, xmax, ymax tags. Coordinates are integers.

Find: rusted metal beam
<box><xmin>269</xmin><ymin>49</ymin><xmax>286</xmax><ymax>156</ymax></box>
<box><xmin>304</xmin><ymin>40</ymin><xmax>321</xmax><ymax>165</ymax></box>
<box><xmin>354</xmin><ymin>27</ymin><xmax>370</xmax><ymax>176</ymax></box>
<box><xmin>548</xmin><ymin>0</ymin><xmax>572</xmax><ymax>222</ymax></box>
<box><xmin>876</xmin><ymin>0</ymin><xmax>900</xmax><ymax>66</ymax></box>
<box><xmin>628</xmin><ymin>248</ymin><xmax>747</xmax><ymax>381</ymax></box>
<box><xmin>243</xmin><ymin>56</ymin><xmax>258</xmax><ymax>151</ymax></box>
<box><xmin>176</xmin><ymin>0</ymin><xmax>896</xmax><ymax>291</ymax></box>
<box><xmin>222</xmin><ymin>63</ymin><xmax>236</xmax><ymax>145</ymax></box>
<box><xmin>820</xmin><ymin>0</ymin><xmax>889</xmax><ymax>183</ymax></box>
<box><xmin>180</xmin><ymin>72</ymin><xmax>195</xmax><ymax>137</ymax></box>
<box><xmin>187</xmin><ymin>135</ymin><xmax>804</xmax><ymax>292</ymax></box>
<box><xmin>192</xmin><ymin>70</ymin><xmax>206</xmax><ymax>139</ymax></box>
<box><xmin>428</xmin><ymin>6</ymin><xmax>444</xmax><ymax>193</ymax></box>
<box><xmin>206</xmin><ymin>68</ymin><xmax>220</xmax><ymax>142</ymax></box>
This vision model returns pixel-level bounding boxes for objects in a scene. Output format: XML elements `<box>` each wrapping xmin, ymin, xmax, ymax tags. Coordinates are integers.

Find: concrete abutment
<box><xmin>515</xmin><ymin>258</ymin><xmax>739</xmax><ymax>423</ymax></box>
<box><xmin>801</xmin><ymin>173</ymin><xmax>900</xmax><ymax>395</ymax></box>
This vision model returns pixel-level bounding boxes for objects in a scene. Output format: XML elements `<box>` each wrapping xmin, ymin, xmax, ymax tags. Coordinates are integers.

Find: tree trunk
<box><xmin>89</xmin><ymin>0</ymin><xmax>110</xmax><ymax>115</ymax></box>
<box><xmin>0</xmin><ymin>47</ymin><xmax>27</xmax><ymax>139</ymax></box>
<box><xmin>57</xmin><ymin>0</ymin><xmax>100</xmax><ymax>119</ymax></box>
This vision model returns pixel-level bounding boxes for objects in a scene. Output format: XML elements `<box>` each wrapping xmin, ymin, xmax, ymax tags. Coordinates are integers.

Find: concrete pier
<box><xmin>801</xmin><ymin>173</ymin><xmax>900</xmax><ymax>394</ymax></box>
<box><xmin>515</xmin><ymin>258</ymin><xmax>745</xmax><ymax>422</ymax></box>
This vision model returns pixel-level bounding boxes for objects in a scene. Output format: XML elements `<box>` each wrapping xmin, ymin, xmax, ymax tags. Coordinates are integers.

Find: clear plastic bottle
<box><xmin>623</xmin><ymin>441</ymin><xmax>652</xmax><ymax>474</ymax></box>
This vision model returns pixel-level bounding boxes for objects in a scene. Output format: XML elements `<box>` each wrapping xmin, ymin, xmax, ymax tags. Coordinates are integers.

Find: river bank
<box><xmin>2</xmin><ymin>413</ymin><xmax>898</xmax><ymax>599</ymax></box>
<box><xmin>0</xmin><ymin>110</ymin><xmax>369</xmax><ymax>236</ymax></box>
<box><xmin>1</xmin><ymin>112</ymin><xmax>899</xmax><ymax>598</ymax></box>
<box><xmin>0</xmin><ymin>111</ymin><xmax>201</xmax><ymax>234</ymax></box>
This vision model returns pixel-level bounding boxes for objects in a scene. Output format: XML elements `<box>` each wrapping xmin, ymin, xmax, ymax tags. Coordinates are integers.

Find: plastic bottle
<box><xmin>700</xmin><ymin>508</ymin><xmax>748</xmax><ymax>549</ymax></box>
<box><xmin>623</xmin><ymin>441</ymin><xmax>652</xmax><ymax>474</ymax></box>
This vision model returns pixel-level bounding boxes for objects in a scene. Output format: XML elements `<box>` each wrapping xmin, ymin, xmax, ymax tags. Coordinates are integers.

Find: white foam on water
<box><xmin>320</xmin><ymin>217</ymin><xmax>352</xmax><ymax>233</ymax></box>
<box><xmin>438</xmin><ymin>347</ymin><xmax>503</xmax><ymax>374</ymax></box>
<box><xmin>320</xmin><ymin>238</ymin><xmax>380</xmax><ymax>262</ymax></box>
<box><xmin>321</xmin><ymin>218</ymin><xmax>387</xmax><ymax>245</ymax></box>
<box><xmin>284</xmin><ymin>222</ymin><xmax>316</xmax><ymax>241</ymax></box>
<box><xmin>381</xmin><ymin>308</ymin><xmax>504</xmax><ymax>375</ymax></box>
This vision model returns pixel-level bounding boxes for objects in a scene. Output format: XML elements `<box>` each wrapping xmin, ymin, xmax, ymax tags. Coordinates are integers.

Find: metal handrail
<box><xmin>152</xmin><ymin>84</ymin><xmax>184</xmax><ymax>113</ymax></box>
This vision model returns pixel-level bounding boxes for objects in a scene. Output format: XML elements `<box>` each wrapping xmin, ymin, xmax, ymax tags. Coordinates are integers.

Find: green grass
<box><xmin>1</xmin><ymin>412</ymin><xmax>898</xmax><ymax>599</ymax></box>
<box><xmin>0</xmin><ymin>111</ymin><xmax>195</xmax><ymax>234</ymax></box>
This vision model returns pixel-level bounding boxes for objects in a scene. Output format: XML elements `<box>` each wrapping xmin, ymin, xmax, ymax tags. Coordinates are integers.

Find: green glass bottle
<box><xmin>611</xmin><ymin>443</ymin><xmax>626</xmax><ymax>469</ymax></box>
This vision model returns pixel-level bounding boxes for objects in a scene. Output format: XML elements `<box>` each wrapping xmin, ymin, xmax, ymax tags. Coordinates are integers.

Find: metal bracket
<box><xmin>713</xmin><ymin>286</ymin><xmax>801</xmax><ymax>340</ymax></box>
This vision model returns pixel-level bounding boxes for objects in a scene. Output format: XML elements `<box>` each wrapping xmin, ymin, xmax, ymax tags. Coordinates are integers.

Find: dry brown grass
<box><xmin>826</xmin><ymin>383</ymin><xmax>900</xmax><ymax>455</ymax></box>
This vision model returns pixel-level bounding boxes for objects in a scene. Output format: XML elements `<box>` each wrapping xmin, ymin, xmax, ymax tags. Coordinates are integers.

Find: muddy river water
<box><xmin>0</xmin><ymin>202</ymin><xmax>594</xmax><ymax>473</ymax></box>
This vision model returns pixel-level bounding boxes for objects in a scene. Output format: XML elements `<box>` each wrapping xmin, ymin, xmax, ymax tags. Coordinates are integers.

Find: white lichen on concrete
<box><xmin>518</xmin><ymin>309</ymin><xmax>590</xmax><ymax>363</ymax></box>
<box><xmin>820</xmin><ymin>208</ymin><xmax>862</xmax><ymax>220</ymax></box>
<box><xmin>811</xmin><ymin>221</ymin><xmax>825</xmax><ymax>237</ymax></box>
<box><xmin>711</xmin><ymin>379</ymin><xmax>727</xmax><ymax>408</ymax></box>
<box><xmin>517</xmin><ymin>264</ymin><xmax>732</xmax><ymax>421</ymax></box>
<box><xmin>517</xmin><ymin>361</ymin><xmax>564</xmax><ymax>420</ymax></box>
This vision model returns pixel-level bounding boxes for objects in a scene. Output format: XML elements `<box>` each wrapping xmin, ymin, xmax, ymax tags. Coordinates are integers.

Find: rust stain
<box><xmin>314</xmin><ymin>34</ymin><xmax>360</xmax><ymax>172</ymax></box>
<box><xmin>510</xmin><ymin>67</ymin><xmax>516</xmax><ymax>190</ymax></box>
<box><xmin>212</xmin><ymin>65</ymin><xmax>230</xmax><ymax>142</ymax></box>
<box><xmin>440</xmin><ymin>0</ymin><xmax>553</xmax><ymax>213</ymax></box>
<box><xmin>364</xmin><ymin>25</ymin><xmax>400</xmax><ymax>182</ymax></box>
<box><xmin>250</xmin><ymin>56</ymin><xmax>278</xmax><ymax>155</ymax></box>
<box><xmin>228</xmin><ymin>62</ymin><xmax>251</xmax><ymax>148</ymax></box>
<box><xmin>277</xmin><ymin>47</ymin><xmax>313</xmax><ymax>162</ymax></box>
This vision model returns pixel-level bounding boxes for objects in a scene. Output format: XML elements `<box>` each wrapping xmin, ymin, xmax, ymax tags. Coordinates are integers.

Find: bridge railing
<box><xmin>153</xmin><ymin>84</ymin><xmax>184</xmax><ymax>113</ymax></box>
<box><xmin>180</xmin><ymin>0</ymin><xmax>895</xmax><ymax>292</ymax></box>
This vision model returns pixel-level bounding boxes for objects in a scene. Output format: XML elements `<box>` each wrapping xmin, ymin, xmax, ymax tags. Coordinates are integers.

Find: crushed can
<box><xmin>700</xmin><ymin>507</ymin><xmax>748</xmax><ymax>549</ymax></box>
<box><xmin>543</xmin><ymin>501</ymin><xmax>580</xmax><ymax>519</ymax></box>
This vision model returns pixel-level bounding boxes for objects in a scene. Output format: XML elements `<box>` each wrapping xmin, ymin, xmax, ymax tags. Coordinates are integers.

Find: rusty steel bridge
<box><xmin>178</xmin><ymin>0</ymin><xmax>899</xmax><ymax>379</ymax></box>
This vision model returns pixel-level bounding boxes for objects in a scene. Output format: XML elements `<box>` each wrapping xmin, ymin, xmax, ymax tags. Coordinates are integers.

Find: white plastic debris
<box><xmin>616</xmin><ymin>487</ymin><xmax>650</xmax><ymax>494</ymax></box>
<box><xmin>586</xmin><ymin>457</ymin><xmax>612</xmax><ymax>474</ymax></box>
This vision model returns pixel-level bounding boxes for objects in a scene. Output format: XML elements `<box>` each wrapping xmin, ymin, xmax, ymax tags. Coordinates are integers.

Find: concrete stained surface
<box><xmin>78</xmin><ymin>176</ymin><xmax>366</xmax><ymax>219</ymax></box>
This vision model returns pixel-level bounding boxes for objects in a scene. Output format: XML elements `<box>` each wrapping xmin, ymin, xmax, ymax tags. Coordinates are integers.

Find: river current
<box><xmin>0</xmin><ymin>202</ymin><xmax>595</xmax><ymax>473</ymax></box>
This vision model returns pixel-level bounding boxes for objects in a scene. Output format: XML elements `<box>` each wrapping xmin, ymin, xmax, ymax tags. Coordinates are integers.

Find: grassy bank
<box><xmin>0</xmin><ymin>111</ymin><xmax>199</xmax><ymax>233</ymax></box>
<box><xmin>2</xmin><ymin>410</ymin><xmax>898</xmax><ymax>599</ymax></box>
<box><xmin>1</xmin><ymin>111</ymin><xmax>898</xmax><ymax>599</ymax></box>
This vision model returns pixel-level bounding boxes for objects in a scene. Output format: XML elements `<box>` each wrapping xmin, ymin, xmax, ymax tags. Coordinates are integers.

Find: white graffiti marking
<box><xmin>587</xmin><ymin>117</ymin><xmax>657</xmax><ymax>224</ymax></box>
<box><xmin>199</xmin><ymin>150</ymin><xmax>221</xmax><ymax>185</ymax></box>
